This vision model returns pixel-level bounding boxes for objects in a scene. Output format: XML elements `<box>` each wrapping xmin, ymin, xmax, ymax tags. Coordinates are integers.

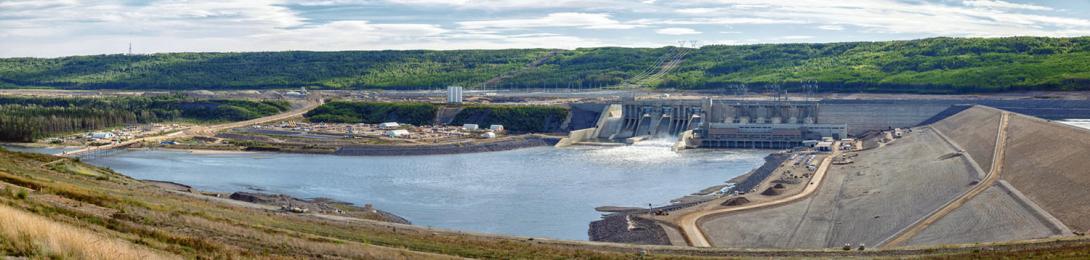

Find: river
<box><xmin>73</xmin><ymin>139</ymin><xmax>767</xmax><ymax>240</ymax></box>
<box><xmin>5</xmin><ymin>119</ymin><xmax>1089</xmax><ymax>240</ymax></box>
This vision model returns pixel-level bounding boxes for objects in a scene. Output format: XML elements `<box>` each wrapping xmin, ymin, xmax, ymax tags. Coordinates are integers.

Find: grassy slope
<box><xmin>0</xmin><ymin>148</ymin><xmax>646</xmax><ymax>259</ymax></box>
<box><xmin>0</xmin><ymin>148</ymin><xmax>1088</xmax><ymax>258</ymax></box>
<box><xmin>0</xmin><ymin>146</ymin><xmax>1090</xmax><ymax>258</ymax></box>
<box><xmin>0</xmin><ymin>203</ymin><xmax>172</xmax><ymax>259</ymax></box>
<box><xmin>2</xmin><ymin>37</ymin><xmax>1089</xmax><ymax>92</ymax></box>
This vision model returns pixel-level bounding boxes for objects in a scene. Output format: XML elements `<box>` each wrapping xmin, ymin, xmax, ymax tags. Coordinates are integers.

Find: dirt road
<box><xmin>673</xmin><ymin>144</ymin><xmax>841</xmax><ymax>247</ymax></box>
<box><xmin>60</xmin><ymin>97</ymin><xmax>323</xmax><ymax>157</ymax></box>
<box><xmin>880</xmin><ymin>112</ymin><xmax>1009</xmax><ymax>248</ymax></box>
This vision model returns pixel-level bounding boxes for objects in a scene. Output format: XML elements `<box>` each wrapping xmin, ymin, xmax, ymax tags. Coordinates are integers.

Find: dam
<box><xmin>574</xmin><ymin>97</ymin><xmax>1090</xmax><ymax>149</ymax></box>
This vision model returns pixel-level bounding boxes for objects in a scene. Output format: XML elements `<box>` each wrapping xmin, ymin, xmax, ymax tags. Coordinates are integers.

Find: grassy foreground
<box><xmin>0</xmin><ymin>148</ymin><xmax>645</xmax><ymax>259</ymax></box>
<box><xmin>0</xmin><ymin>147</ymin><xmax>1089</xmax><ymax>259</ymax></box>
<box><xmin>0</xmin><ymin>203</ymin><xmax>171</xmax><ymax>259</ymax></box>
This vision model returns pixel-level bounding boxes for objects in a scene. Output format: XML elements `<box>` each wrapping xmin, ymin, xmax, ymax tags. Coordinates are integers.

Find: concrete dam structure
<box><xmin>584</xmin><ymin>98</ymin><xmax>1090</xmax><ymax>148</ymax></box>
<box><xmin>616</xmin><ymin>100</ymin><xmax>705</xmax><ymax>137</ymax></box>
<box><xmin>693</xmin><ymin>106</ymin><xmax>1090</xmax><ymax>249</ymax></box>
<box><xmin>592</xmin><ymin>99</ymin><xmax>846</xmax><ymax>148</ymax></box>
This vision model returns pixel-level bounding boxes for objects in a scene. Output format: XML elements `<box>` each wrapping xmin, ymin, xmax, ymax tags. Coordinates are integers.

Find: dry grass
<box><xmin>0</xmin><ymin>204</ymin><xmax>174</xmax><ymax>259</ymax></box>
<box><xmin>3</xmin><ymin>140</ymin><xmax>1090</xmax><ymax>259</ymax></box>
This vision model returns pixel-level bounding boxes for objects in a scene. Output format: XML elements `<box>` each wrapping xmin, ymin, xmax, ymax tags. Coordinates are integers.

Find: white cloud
<box><xmin>659</xmin><ymin>0</ymin><xmax>1087</xmax><ymax>37</ymax></box>
<box><xmin>962</xmin><ymin>0</ymin><xmax>1053</xmax><ymax>11</ymax></box>
<box><xmin>252</xmin><ymin>21</ymin><xmax>448</xmax><ymax>48</ymax></box>
<box><xmin>655</xmin><ymin>27</ymin><xmax>702</xmax><ymax>35</ymax></box>
<box><xmin>0</xmin><ymin>1</ymin><xmax>630</xmax><ymax>57</ymax></box>
<box><xmin>1</xmin><ymin>0</ymin><xmax>1088</xmax><ymax>57</ymax></box>
<box><xmin>382</xmin><ymin>0</ymin><xmax>648</xmax><ymax>11</ymax></box>
<box><xmin>634</xmin><ymin>17</ymin><xmax>804</xmax><ymax>26</ymax></box>
<box><xmin>780</xmin><ymin>35</ymin><xmax>814</xmax><ymax>40</ymax></box>
<box><xmin>458</xmin><ymin>13</ymin><xmax>639</xmax><ymax>30</ymax></box>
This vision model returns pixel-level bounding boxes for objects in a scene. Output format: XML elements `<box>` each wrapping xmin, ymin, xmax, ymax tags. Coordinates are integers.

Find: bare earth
<box><xmin>700</xmin><ymin>128</ymin><xmax>978</xmax><ymax>248</ymax></box>
<box><xmin>931</xmin><ymin>106</ymin><xmax>1001</xmax><ymax>173</ymax></box>
<box><xmin>907</xmin><ymin>183</ymin><xmax>1059</xmax><ymax>246</ymax></box>
<box><xmin>1000</xmin><ymin>114</ymin><xmax>1090</xmax><ymax>233</ymax></box>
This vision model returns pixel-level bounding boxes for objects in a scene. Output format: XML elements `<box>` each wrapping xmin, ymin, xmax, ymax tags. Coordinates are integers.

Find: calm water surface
<box><xmin>74</xmin><ymin>140</ymin><xmax>767</xmax><ymax>240</ymax></box>
<box><xmin>0</xmin><ymin>144</ymin><xmax>77</xmax><ymax>155</ymax></box>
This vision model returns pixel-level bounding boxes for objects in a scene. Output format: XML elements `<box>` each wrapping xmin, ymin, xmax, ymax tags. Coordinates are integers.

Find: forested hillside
<box><xmin>0</xmin><ymin>96</ymin><xmax>291</xmax><ymax>142</ymax></box>
<box><xmin>304</xmin><ymin>101</ymin><xmax>437</xmax><ymax>125</ymax></box>
<box><xmin>450</xmin><ymin>105</ymin><xmax>570</xmax><ymax>133</ymax></box>
<box><xmin>661</xmin><ymin>37</ymin><xmax>1090</xmax><ymax>92</ymax></box>
<box><xmin>2</xmin><ymin>37</ymin><xmax>1089</xmax><ymax>92</ymax></box>
<box><xmin>0</xmin><ymin>50</ymin><xmax>547</xmax><ymax>90</ymax></box>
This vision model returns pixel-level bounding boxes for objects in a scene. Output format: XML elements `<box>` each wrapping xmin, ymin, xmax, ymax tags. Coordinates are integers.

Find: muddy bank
<box><xmin>334</xmin><ymin>136</ymin><xmax>560</xmax><ymax>156</ymax></box>
<box><xmin>140</xmin><ymin>179</ymin><xmax>410</xmax><ymax>225</ymax></box>
<box><xmin>229</xmin><ymin>192</ymin><xmax>411</xmax><ymax>224</ymax></box>
<box><xmin>730</xmin><ymin>153</ymin><xmax>790</xmax><ymax>193</ymax></box>
<box><xmin>588</xmin><ymin>214</ymin><xmax>672</xmax><ymax>245</ymax></box>
<box><xmin>147</xmin><ymin>133</ymin><xmax>562</xmax><ymax>156</ymax></box>
<box><xmin>589</xmin><ymin>152</ymin><xmax>788</xmax><ymax>244</ymax></box>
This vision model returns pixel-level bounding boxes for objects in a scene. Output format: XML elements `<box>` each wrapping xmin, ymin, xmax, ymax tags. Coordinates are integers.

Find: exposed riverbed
<box><xmin>72</xmin><ymin>139</ymin><xmax>767</xmax><ymax>240</ymax></box>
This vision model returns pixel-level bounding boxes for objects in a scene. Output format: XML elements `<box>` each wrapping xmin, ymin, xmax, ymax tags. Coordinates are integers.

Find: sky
<box><xmin>2</xmin><ymin>0</ymin><xmax>1090</xmax><ymax>57</ymax></box>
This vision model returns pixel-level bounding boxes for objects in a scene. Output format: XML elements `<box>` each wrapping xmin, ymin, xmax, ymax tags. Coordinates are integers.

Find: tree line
<box><xmin>2</xmin><ymin>37</ymin><xmax>1089</xmax><ymax>93</ymax></box>
<box><xmin>304</xmin><ymin>101</ymin><xmax>438</xmax><ymax>125</ymax></box>
<box><xmin>0</xmin><ymin>95</ymin><xmax>291</xmax><ymax>142</ymax></box>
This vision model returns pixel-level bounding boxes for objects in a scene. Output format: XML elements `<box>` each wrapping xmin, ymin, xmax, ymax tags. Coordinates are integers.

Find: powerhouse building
<box><xmin>596</xmin><ymin>98</ymin><xmax>846</xmax><ymax>149</ymax></box>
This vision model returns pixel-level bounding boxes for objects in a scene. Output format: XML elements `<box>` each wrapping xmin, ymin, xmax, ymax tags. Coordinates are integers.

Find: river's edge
<box><xmin>138</xmin><ymin>134</ymin><xmax>564</xmax><ymax>156</ymax></box>
<box><xmin>333</xmin><ymin>136</ymin><xmax>561</xmax><ymax>156</ymax></box>
<box><xmin>142</xmin><ymin>179</ymin><xmax>412</xmax><ymax>224</ymax></box>
<box><xmin>588</xmin><ymin>151</ymin><xmax>789</xmax><ymax>245</ymax></box>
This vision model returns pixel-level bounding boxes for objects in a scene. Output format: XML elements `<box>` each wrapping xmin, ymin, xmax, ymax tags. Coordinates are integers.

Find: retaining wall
<box><xmin>819</xmin><ymin>99</ymin><xmax>1090</xmax><ymax>136</ymax></box>
<box><xmin>555</xmin><ymin>128</ymin><xmax>597</xmax><ymax>147</ymax></box>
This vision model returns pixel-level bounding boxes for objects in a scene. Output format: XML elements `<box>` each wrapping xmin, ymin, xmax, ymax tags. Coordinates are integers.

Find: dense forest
<box><xmin>450</xmin><ymin>105</ymin><xmax>570</xmax><ymax>133</ymax></box>
<box><xmin>659</xmin><ymin>37</ymin><xmax>1090</xmax><ymax>92</ymax></box>
<box><xmin>0</xmin><ymin>50</ymin><xmax>546</xmax><ymax>90</ymax></box>
<box><xmin>304</xmin><ymin>101</ymin><xmax>438</xmax><ymax>125</ymax></box>
<box><xmin>305</xmin><ymin>102</ymin><xmax>570</xmax><ymax>132</ymax></box>
<box><xmin>2</xmin><ymin>37</ymin><xmax>1089</xmax><ymax>92</ymax></box>
<box><xmin>0</xmin><ymin>95</ymin><xmax>290</xmax><ymax>142</ymax></box>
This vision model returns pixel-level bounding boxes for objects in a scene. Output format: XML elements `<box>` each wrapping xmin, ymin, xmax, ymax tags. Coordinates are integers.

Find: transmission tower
<box><xmin>764</xmin><ymin>84</ymin><xmax>782</xmax><ymax>101</ymax></box>
<box><xmin>801</xmin><ymin>80</ymin><xmax>819</xmax><ymax>101</ymax></box>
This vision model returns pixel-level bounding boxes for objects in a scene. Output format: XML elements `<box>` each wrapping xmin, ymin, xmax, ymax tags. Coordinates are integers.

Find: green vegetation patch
<box><xmin>450</xmin><ymin>105</ymin><xmax>569</xmax><ymax>133</ymax></box>
<box><xmin>47</xmin><ymin>162</ymin><xmax>103</xmax><ymax>177</ymax></box>
<box><xmin>304</xmin><ymin>101</ymin><xmax>438</xmax><ymax>125</ymax></box>
<box><xmin>0</xmin><ymin>50</ymin><xmax>549</xmax><ymax>89</ymax></box>
<box><xmin>663</xmin><ymin>36</ymin><xmax>1090</xmax><ymax>92</ymax></box>
<box><xmin>0</xmin><ymin>95</ymin><xmax>291</xmax><ymax>142</ymax></box>
<box><xmin>4</xmin><ymin>37</ymin><xmax>1090</xmax><ymax>92</ymax></box>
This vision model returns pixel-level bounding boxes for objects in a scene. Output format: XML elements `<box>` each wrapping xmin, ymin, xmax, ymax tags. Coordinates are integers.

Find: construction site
<box><xmin>591</xmin><ymin>104</ymin><xmax>1090</xmax><ymax>251</ymax></box>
